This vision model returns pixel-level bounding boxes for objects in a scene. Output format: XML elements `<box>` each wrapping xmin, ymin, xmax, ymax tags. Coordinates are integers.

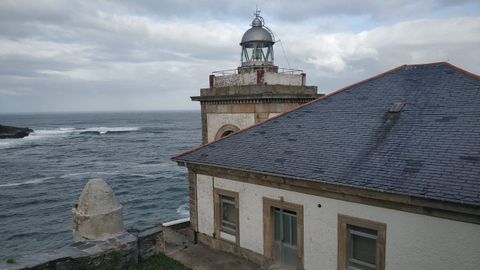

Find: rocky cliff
<box><xmin>0</xmin><ymin>124</ymin><xmax>33</xmax><ymax>139</ymax></box>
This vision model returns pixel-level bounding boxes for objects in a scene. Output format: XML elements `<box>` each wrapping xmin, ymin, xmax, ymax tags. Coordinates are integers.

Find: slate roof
<box><xmin>173</xmin><ymin>62</ymin><xmax>480</xmax><ymax>207</ymax></box>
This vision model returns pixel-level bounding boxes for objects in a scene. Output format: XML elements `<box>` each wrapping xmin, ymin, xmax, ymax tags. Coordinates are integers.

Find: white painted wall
<box><xmin>264</xmin><ymin>73</ymin><xmax>302</xmax><ymax>85</ymax></box>
<box><xmin>206</xmin><ymin>113</ymin><xmax>255</xmax><ymax>142</ymax></box>
<box><xmin>215</xmin><ymin>73</ymin><xmax>257</xmax><ymax>87</ymax></box>
<box><xmin>196</xmin><ymin>174</ymin><xmax>214</xmax><ymax>236</ymax></box>
<box><xmin>195</xmin><ymin>174</ymin><xmax>480</xmax><ymax>270</ymax></box>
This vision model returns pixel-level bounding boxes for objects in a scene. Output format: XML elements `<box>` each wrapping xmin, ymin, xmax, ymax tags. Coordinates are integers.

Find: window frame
<box><xmin>214</xmin><ymin>124</ymin><xmax>240</xmax><ymax>140</ymax></box>
<box><xmin>338</xmin><ymin>214</ymin><xmax>386</xmax><ymax>270</ymax></box>
<box><xmin>263</xmin><ymin>197</ymin><xmax>304</xmax><ymax>269</ymax></box>
<box><xmin>214</xmin><ymin>188</ymin><xmax>239</xmax><ymax>244</ymax></box>
<box><xmin>220</xmin><ymin>195</ymin><xmax>237</xmax><ymax>235</ymax></box>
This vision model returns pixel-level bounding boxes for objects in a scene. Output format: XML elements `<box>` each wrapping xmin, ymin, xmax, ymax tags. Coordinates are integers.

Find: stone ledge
<box><xmin>198</xmin><ymin>84</ymin><xmax>318</xmax><ymax>97</ymax></box>
<box><xmin>0</xmin><ymin>220</ymin><xmax>191</xmax><ymax>270</ymax></box>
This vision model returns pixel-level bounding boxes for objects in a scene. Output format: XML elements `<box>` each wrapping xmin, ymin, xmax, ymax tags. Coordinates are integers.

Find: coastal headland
<box><xmin>0</xmin><ymin>125</ymin><xmax>33</xmax><ymax>139</ymax></box>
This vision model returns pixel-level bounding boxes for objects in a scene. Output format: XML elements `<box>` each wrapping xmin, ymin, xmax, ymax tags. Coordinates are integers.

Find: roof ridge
<box><xmin>404</xmin><ymin>61</ymin><xmax>448</xmax><ymax>67</ymax></box>
<box><xmin>171</xmin><ymin>63</ymin><xmax>407</xmax><ymax>161</ymax></box>
<box><xmin>444</xmin><ymin>62</ymin><xmax>480</xmax><ymax>80</ymax></box>
<box><xmin>403</xmin><ymin>61</ymin><xmax>479</xmax><ymax>80</ymax></box>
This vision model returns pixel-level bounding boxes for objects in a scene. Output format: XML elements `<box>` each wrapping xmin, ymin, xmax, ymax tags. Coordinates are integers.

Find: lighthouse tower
<box><xmin>192</xmin><ymin>11</ymin><xmax>320</xmax><ymax>144</ymax></box>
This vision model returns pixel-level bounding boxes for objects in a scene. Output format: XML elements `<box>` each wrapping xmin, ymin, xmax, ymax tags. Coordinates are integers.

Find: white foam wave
<box><xmin>0</xmin><ymin>139</ymin><xmax>22</xmax><ymax>148</ymax></box>
<box><xmin>0</xmin><ymin>126</ymin><xmax>140</xmax><ymax>149</ymax></box>
<box><xmin>0</xmin><ymin>177</ymin><xmax>53</xmax><ymax>188</ymax></box>
<box><xmin>0</xmin><ymin>128</ymin><xmax>75</xmax><ymax>149</ymax></box>
<box><xmin>176</xmin><ymin>203</ymin><xmax>190</xmax><ymax>217</ymax></box>
<box><xmin>80</xmin><ymin>127</ymin><xmax>140</xmax><ymax>134</ymax></box>
<box><xmin>34</xmin><ymin>127</ymin><xmax>76</xmax><ymax>136</ymax></box>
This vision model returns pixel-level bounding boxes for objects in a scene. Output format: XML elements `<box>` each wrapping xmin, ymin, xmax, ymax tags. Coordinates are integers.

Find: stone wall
<box><xmin>0</xmin><ymin>221</ymin><xmax>191</xmax><ymax>270</ymax></box>
<box><xmin>213</xmin><ymin>72</ymin><xmax>304</xmax><ymax>87</ymax></box>
<box><xmin>193</xmin><ymin>84</ymin><xmax>319</xmax><ymax>144</ymax></box>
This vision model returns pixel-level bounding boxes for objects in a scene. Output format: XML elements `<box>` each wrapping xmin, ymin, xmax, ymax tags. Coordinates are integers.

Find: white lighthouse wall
<box><xmin>206</xmin><ymin>113</ymin><xmax>255</xmax><ymax>142</ymax></box>
<box><xmin>264</xmin><ymin>73</ymin><xmax>302</xmax><ymax>85</ymax></box>
<box><xmin>214</xmin><ymin>73</ymin><xmax>257</xmax><ymax>87</ymax></box>
<box><xmin>214</xmin><ymin>73</ymin><xmax>303</xmax><ymax>87</ymax></box>
<box><xmin>195</xmin><ymin>174</ymin><xmax>480</xmax><ymax>270</ymax></box>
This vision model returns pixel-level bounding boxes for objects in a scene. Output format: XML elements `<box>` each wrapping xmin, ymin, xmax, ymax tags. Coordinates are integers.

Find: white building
<box><xmin>173</xmin><ymin>13</ymin><xmax>480</xmax><ymax>270</ymax></box>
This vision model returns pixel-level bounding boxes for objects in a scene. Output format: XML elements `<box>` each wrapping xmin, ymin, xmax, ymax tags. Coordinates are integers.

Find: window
<box><xmin>220</xmin><ymin>195</ymin><xmax>236</xmax><ymax>234</ymax></box>
<box><xmin>214</xmin><ymin>188</ymin><xmax>239</xmax><ymax>244</ymax></box>
<box><xmin>263</xmin><ymin>197</ymin><xmax>304</xmax><ymax>269</ymax></box>
<box><xmin>214</xmin><ymin>124</ymin><xmax>240</xmax><ymax>140</ymax></box>
<box><xmin>348</xmin><ymin>225</ymin><xmax>377</xmax><ymax>270</ymax></box>
<box><xmin>220</xmin><ymin>130</ymin><xmax>235</xmax><ymax>138</ymax></box>
<box><xmin>338</xmin><ymin>215</ymin><xmax>386</xmax><ymax>270</ymax></box>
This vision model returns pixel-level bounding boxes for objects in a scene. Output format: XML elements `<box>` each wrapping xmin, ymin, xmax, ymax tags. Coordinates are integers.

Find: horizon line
<box><xmin>0</xmin><ymin>109</ymin><xmax>200</xmax><ymax>115</ymax></box>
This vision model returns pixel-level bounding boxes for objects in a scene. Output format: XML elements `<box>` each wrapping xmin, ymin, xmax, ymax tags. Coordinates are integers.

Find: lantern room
<box><xmin>240</xmin><ymin>11</ymin><xmax>275</xmax><ymax>68</ymax></box>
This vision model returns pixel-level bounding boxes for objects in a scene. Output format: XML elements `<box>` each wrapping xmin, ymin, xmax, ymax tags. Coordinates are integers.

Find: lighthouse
<box><xmin>192</xmin><ymin>11</ymin><xmax>320</xmax><ymax>144</ymax></box>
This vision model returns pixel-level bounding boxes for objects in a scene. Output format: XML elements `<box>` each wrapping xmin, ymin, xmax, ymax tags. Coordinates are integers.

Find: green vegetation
<box><xmin>5</xmin><ymin>258</ymin><xmax>16</xmax><ymax>264</ymax></box>
<box><xmin>80</xmin><ymin>253</ymin><xmax>190</xmax><ymax>270</ymax></box>
<box><xmin>133</xmin><ymin>254</ymin><xmax>191</xmax><ymax>270</ymax></box>
<box><xmin>2</xmin><ymin>253</ymin><xmax>189</xmax><ymax>270</ymax></box>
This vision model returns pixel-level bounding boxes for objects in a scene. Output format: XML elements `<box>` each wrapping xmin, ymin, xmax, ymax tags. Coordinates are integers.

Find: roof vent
<box><xmin>388</xmin><ymin>102</ymin><xmax>405</xmax><ymax>113</ymax></box>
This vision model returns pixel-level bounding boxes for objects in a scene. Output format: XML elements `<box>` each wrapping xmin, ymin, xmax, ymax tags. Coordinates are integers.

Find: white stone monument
<box><xmin>72</xmin><ymin>178</ymin><xmax>124</xmax><ymax>241</ymax></box>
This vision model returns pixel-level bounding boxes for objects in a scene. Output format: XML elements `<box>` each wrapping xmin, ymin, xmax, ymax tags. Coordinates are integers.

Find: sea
<box><xmin>0</xmin><ymin>111</ymin><xmax>200</xmax><ymax>260</ymax></box>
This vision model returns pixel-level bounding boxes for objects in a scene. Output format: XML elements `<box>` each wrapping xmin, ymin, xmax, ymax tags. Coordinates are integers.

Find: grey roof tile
<box><xmin>173</xmin><ymin>63</ymin><xmax>480</xmax><ymax>206</ymax></box>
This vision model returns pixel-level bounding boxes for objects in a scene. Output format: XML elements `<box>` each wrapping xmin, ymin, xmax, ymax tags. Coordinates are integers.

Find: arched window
<box><xmin>221</xmin><ymin>130</ymin><xmax>235</xmax><ymax>137</ymax></box>
<box><xmin>215</xmin><ymin>124</ymin><xmax>240</xmax><ymax>140</ymax></box>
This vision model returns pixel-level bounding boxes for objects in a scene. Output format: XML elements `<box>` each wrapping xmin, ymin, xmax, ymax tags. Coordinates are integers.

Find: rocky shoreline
<box><xmin>0</xmin><ymin>124</ymin><xmax>33</xmax><ymax>139</ymax></box>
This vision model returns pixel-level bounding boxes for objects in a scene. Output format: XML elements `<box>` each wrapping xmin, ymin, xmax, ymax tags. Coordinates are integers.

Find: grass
<box><xmin>134</xmin><ymin>253</ymin><xmax>191</xmax><ymax>270</ymax></box>
<box><xmin>3</xmin><ymin>253</ymin><xmax>189</xmax><ymax>270</ymax></box>
<box><xmin>90</xmin><ymin>253</ymin><xmax>191</xmax><ymax>270</ymax></box>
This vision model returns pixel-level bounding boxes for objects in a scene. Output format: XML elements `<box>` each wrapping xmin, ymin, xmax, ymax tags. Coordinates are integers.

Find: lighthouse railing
<box><xmin>212</xmin><ymin>67</ymin><xmax>303</xmax><ymax>76</ymax></box>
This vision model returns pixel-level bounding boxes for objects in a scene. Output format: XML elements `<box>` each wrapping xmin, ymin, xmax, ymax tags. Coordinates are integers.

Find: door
<box><xmin>273</xmin><ymin>208</ymin><xmax>298</xmax><ymax>268</ymax></box>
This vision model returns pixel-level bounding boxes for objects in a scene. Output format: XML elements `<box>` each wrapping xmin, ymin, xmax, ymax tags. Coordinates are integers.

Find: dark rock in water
<box><xmin>0</xmin><ymin>124</ymin><xmax>34</xmax><ymax>139</ymax></box>
<box><xmin>80</xmin><ymin>131</ymin><xmax>101</xmax><ymax>135</ymax></box>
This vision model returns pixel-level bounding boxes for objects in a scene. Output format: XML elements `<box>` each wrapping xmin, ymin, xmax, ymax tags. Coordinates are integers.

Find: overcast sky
<box><xmin>0</xmin><ymin>0</ymin><xmax>479</xmax><ymax>113</ymax></box>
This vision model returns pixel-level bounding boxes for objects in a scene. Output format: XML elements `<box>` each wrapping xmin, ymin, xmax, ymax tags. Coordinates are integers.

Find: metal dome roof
<box><xmin>240</xmin><ymin>13</ymin><xmax>274</xmax><ymax>45</ymax></box>
<box><xmin>240</xmin><ymin>27</ymin><xmax>274</xmax><ymax>45</ymax></box>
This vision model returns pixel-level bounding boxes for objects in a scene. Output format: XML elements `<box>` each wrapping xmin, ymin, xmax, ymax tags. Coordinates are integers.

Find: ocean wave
<box><xmin>0</xmin><ymin>126</ymin><xmax>140</xmax><ymax>149</ymax></box>
<box><xmin>78</xmin><ymin>127</ymin><xmax>140</xmax><ymax>135</ymax></box>
<box><xmin>59</xmin><ymin>171</ymin><xmax>119</xmax><ymax>178</ymax></box>
<box><xmin>59</xmin><ymin>171</ymin><xmax>156</xmax><ymax>179</ymax></box>
<box><xmin>176</xmin><ymin>203</ymin><xmax>189</xmax><ymax>217</ymax></box>
<box><xmin>34</xmin><ymin>127</ymin><xmax>76</xmax><ymax>136</ymax></box>
<box><xmin>0</xmin><ymin>128</ymin><xmax>73</xmax><ymax>149</ymax></box>
<box><xmin>0</xmin><ymin>177</ymin><xmax>54</xmax><ymax>188</ymax></box>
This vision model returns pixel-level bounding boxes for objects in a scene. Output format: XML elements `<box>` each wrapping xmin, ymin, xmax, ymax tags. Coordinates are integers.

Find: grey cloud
<box><xmin>114</xmin><ymin>0</ymin><xmax>479</xmax><ymax>22</ymax></box>
<box><xmin>0</xmin><ymin>1</ymin><xmax>479</xmax><ymax>113</ymax></box>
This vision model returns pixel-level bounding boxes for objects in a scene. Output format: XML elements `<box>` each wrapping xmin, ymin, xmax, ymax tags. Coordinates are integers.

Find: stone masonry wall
<box><xmin>213</xmin><ymin>72</ymin><xmax>303</xmax><ymax>87</ymax></box>
<box><xmin>0</xmin><ymin>222</ymin><xmax>191</xmax><ymax>270</ymax></box>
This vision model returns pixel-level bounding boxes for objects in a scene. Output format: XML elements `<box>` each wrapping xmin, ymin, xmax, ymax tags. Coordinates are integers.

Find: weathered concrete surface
<box><xmin>0</xmin><ymin>210</ymin><xmax>260</xmax><ymax>270</ymax></box>
<box><xmin>197</xmin><ymin>84</ymin><xmax>317</xmax><ymax>98</ymax></box>
<box><xmin>214</xmin><ymin>72</ymin><xmax>303</xmax><ymax>87</ymax></box>
<box><xmin>0</xmin><ymin>232</ymin><xmax>137</xmax><ymax>270</ymax></box>
<box><xmin>72</xmin><ymin>179</ymin><xmax>124</xmax><ymax>241</ymax></box>
<box><xmin>168</xmin><ymin>243</ymin><xmax>260</xmax><ymax>270</ymax></box>
<box><xmin>136</xmin><ymin>225</ymin><xmax>165</xmax><ymax>259</ymax></box>
<box><xmin>0</xmin><ymin>125</ymin><xmax>33</xmax><ymax>139</ymax></box>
